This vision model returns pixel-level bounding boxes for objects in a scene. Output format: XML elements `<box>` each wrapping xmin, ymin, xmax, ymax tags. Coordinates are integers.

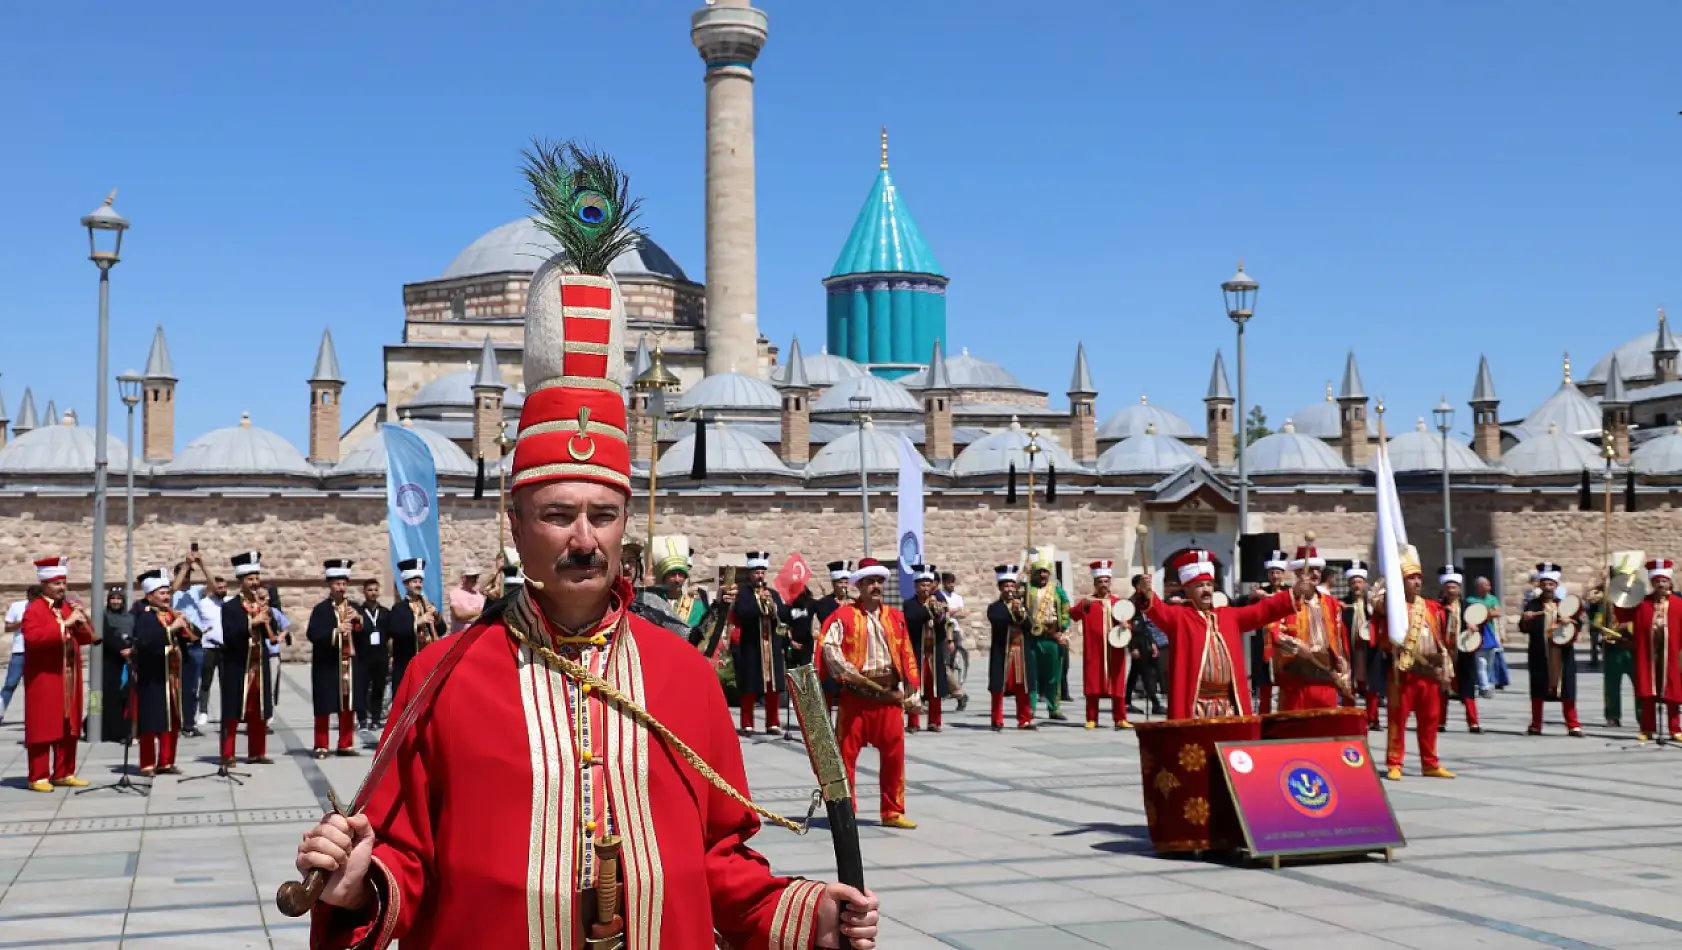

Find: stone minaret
<box><xmin>1337</xmin><ymin>350</ymin><xmax>1370</xmax><ymax>466</ymax></box>
<box><xmin>628</xmin><ymin>335</ymin><xmax>656</xmax><ymax>464</ymax></box>
<box><xmin>1601</xmin><ymin>354</ymin><xmax>1631</xmax><ymax>463</ymax></box>
<box><xmin>11</xmin><ymin>387</ymin><xmax>37</xmax><ymax>440</ymax></box>
<box><xmin>308</xmin><ymin>328</ymin><xmax>345</xmax><ymax>465</ymax></box>
<box><xmin>777</xmin><ymin>336</ymin><xmax>813</xmax><ymax>465</ymax></box>
<box><xmin>0</xmin><ymin>387</ymin><xmax>9</xmax><ymax>448</ymax></box>
<box><xmin>141</xmin><ymin>326</ymin><xmax>177</xmax><ymax>462</ymax></box>
<box><xmin>1469</xmin><ymin>354</ymin><xmax>1501</xmax><ymax>462</ymax></box>
<box><xmin>1204</xmin><ymin>350</ymin><xmax>1235</xmax><ymax>467</ymax></box>
<box><xmin>1655</xmin><ymin>307</ymin><xmax>1679</xmax><ymax>384</ymax></box>
<box><xmin>692</xmin><ymin>0</ymin><xmax>768</xmax><ymax>377</ymax></box>
<box><xmin>921</xmin><ymin>339</ymin><xmax>955</xmax><ymax>463</ymax></box>
<box><xmin>1066</xmin><ymin>342</ymin><xmax>1098</xmax><ymax>463</ymax></box>
<box><xmin>471</xmin><ymin>335</ymin><xmax>507</xmax><ymax>464</ymax></box>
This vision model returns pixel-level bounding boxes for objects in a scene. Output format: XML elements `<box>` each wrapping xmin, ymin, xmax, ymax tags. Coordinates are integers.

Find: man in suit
<box><xmin>355</xmin><ymin>578</ymin><xmax>391</xmax><ymax>731</ymax></box>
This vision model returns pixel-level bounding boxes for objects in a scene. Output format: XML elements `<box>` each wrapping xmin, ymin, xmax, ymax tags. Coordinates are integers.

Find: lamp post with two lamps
<box><xmin>1434</xmin><ymin>396</ymin><xmax>1456</xmax><ymax>566</ymax></box>
<box><xmin>119</xmin><ymin>371</ymin><xmax>144</xmax><ymax>607</ymax></box>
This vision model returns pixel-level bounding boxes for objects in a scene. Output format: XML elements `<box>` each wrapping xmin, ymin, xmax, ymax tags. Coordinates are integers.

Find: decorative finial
<box><xmin>880</xmin><ymin>125</ymin><xmax>889</xmax><ymax>170</ymax></box>
<box><xmin>1140</xmin><ymin>393</ymin><xmax>1148</xmax><ymax>405</ymax></box>
<box><xmin>1602</xmin><ymin>429</ymin><xmax>1616</xmax><ymax>461</ymax></box>
<box><xmin>1563</xmin><ymin>351</ymin><xmax>1572</xmax><ymax>385</ymax></box>
<box><xmin>1305</xmin><ymin>530</ymin><xmax>1317</xmax><ymax>544</ymax></box>
<box><xmin>1325</xmin><ymin>382</ymin><xmax>1334</xmax><ymax>401</ymax></box>
<box><xmin>1236</xmin><ymin>255</ymin><xmax>1245</xmax><ymax>273</ymax></box>
<box><xmin>1376</xmin><ymin>399</ymin><xmax>1386</xmax><ymax>416</ymax></box>
<box><xmin>1136</xmin><ymin>523</ymin><xmax>1149</xmax><ymax>536</ymax></box>
<box><xmin>103</xmin><ymin>188</ymin><xmax>117</xmax><ymax>207</ymax></box>
<box><xmin>1145</xmin><ymin>422</ymin><xmax>1157</xmax><ymax>435</ymax></box>
<box><xmin>240</xmin><ymin>411</ymin><xmax>252</xmax><ymax>427</ymax></box>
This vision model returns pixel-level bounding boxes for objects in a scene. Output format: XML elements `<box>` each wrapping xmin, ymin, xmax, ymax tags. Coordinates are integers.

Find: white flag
<box><xmin>896</xmin><ymin>436</ymin><xmax>925</xmax><ymax>600</ymax></box>
<box><xmin>1374</xmin><ymin>440</ymin><xmax>1409</xmax><ymax>645</ymax></box>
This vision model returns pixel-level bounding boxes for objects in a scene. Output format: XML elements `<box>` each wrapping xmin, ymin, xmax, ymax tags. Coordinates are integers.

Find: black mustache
<box><xmin>554</xmin><ymin>551</ymin><xmax>610</xmax><ymax>572</ymax></box>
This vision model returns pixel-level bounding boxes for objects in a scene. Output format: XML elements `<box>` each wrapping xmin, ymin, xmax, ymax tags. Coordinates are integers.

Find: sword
<box><xmin>275</xmin><ymin>622</ymin><xmax>490</xmax><ymax>917</ymax></box>
<box><xmin>785</xmin><ymin>664</ymin><xmax>865</xmax><ymax>949</ymax></box>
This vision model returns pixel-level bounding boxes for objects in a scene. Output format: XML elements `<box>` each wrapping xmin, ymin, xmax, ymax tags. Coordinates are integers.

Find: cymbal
<box><xmin>1609</xmin><ymin>571</ymin><xmax>1647</xmax><ymax>610</ymax></box>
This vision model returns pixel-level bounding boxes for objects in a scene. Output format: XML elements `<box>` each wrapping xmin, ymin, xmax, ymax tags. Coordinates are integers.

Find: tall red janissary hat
<box><xmin>510</xmin><ymin>141</ymin><xmax>643</xmax><ymax>496</ymax></box>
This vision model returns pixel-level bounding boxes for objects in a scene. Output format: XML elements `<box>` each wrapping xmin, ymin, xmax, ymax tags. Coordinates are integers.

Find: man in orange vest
<box><xmin>1269</xmin><ymin>545</ymin><xmax>1350</xmax><ymax>711</ymax></box>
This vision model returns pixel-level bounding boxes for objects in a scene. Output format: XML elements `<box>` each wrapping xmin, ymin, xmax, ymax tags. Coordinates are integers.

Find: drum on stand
<box><xmin>1134</xmin><ymin>716</ymin><xmax>1261</xmax><ymax>854</ymax></box>
<box><xmin>1260</xmin><ymin>707</ymin><xmax>1370</xmax><ymax>741</ymax></box>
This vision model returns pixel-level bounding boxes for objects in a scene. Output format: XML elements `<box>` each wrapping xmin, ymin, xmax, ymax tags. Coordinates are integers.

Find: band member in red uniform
<box><xmin>1342</xmin><ymin>561</ymin><xmax>1385</xmax><ymax>728</ymax></box>
<box><xmin>1375</xmin><ymin>547</ymin><xmax>1456</xmax><ymax>781</ymax></box>
<box><xmin>296</xmin><ymin>159</ymin><xmax>878</xmax><ymax>949</ymax></box>
<box><xmin>902</xmin><ymin>564</ymin><xmax>952</xmax><ymax>732</ymax></box>
<box><xmin>1072</xmin><ymin>559</ymin><xmax>1129</xmax><ymax>729</ymax></box>
<box><xmin>986</xmin><ymin>565</ymin><xmax>1036</xmax><ymax>731</ymax></box>
<box><xmin>132</xmin><ymin>568</ymin><xmax>186</xmax><ymax>776</ymax></box>
<box><xmin>307</xmin><ymin>559</ymin><xmax>361</xmax><ymax>758</ymax></box>
<box><xmin>1250</xmin><ymin>549</ymin><xmax>1291</xmax><ymax>714</ymax></box>
<box><xmin>1437</xmin><ymin>566</ymin><xmax>1482</xmax><ymax>734</ymax></box>
<box><xmin>1270</xmin><ymin>545</ymin><xmax>1350</xmax><ymax>712</ymax></box>
<box><xmin>1616</xmin><ymin>557</ymin><xmax>1682</xmax><ymax>741</ymax></box>
<box><xmin>218</xmin><ymin>551</ymin><xmax>274</xmax><ymax>765</ymax></box>
<box><xmin>821</xmin><ymin>557</ymin><xmax>919</xmax><ymax>829</ymax></box>
<box><xmin>732</xmin><ymin>551</ymin><xmax>789</xmax><ymax>735</ymax></box>
<box><xmin>1519</xmin><ymin>561</ymin><xmax>1584</xmax><ymax>736</ymax></box>
<box><xmin>1134</xmin><ymin>550</ymin><xmax>1308</xmax><ymax>719</ymax></box>
<box><xmin>19</xmin><ymin>556</ymin><xmax>95</xmax><ymax>791</ymax></box>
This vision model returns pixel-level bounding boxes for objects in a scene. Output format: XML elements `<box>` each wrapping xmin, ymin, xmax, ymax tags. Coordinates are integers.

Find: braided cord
<box><xmin>504</xmin><ymin>620</ymin><xmax>812</xmax><ymax>835</ymax></box>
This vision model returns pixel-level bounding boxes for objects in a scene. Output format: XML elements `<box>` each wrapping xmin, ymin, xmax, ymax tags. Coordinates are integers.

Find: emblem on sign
<box><xmin>1227</xmin><ymin>749</ymin><xmax>1254</xmax><ymax>775</ymax></box>
<box><xmin>1341</xmin><ymin>744</ymin><xmax>1366</xmax><ymax>768</ymax></box>
<box><xmin>1280</xmin><ymin>760</ymin><xmax>1338</xmax><ymax>818</ymax></box>
<box><xmin>395</xmin><ymin>483</ymin><xmax>432</xmax><ymax>526</ymax></box>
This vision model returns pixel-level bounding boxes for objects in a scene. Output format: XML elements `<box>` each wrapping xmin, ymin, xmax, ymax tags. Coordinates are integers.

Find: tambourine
<box><xmin>1558</xmin><ymin>593</ymin><xmax>1581</xmax><ymax>617</ymax></box>
<box><xmin>1550</xmin><ymin>621</ymin><xmax>1577</xmax><ymax>646</ymax></box>
<box><xmin>1212</xmin><ymin>591</ymin><xmax>1230</xmax><ymax>608</ymax></box>
<box><xmin>1458</xmin><ymin>602</ymin><xmax>1489</xmax><ymax>652</ymax></box>
<box><xmin>1110</xmin><ymin>598</ymin><xmax>1136</xmax><ymax>625</ymax></box>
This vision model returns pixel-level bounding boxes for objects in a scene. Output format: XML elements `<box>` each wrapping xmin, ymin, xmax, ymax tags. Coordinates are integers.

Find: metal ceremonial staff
<box><xmin>785</xmin><ymin>665</ymin><xmax>867</xmax><ymax>949</ymax></box>
<box><xmin>1601</xmin><ymin>430</ymin><xmax>1615</xmax><ymax>591</ymax></box>
<box><xmin>1024</xmin><ymin>430</ymin><xmax>1042</xmax><ymax>553</ymax></box>
<box><xmin>497</xmin><ymin>420</ymin><xmax>513</xmax><ymax>561</ymax></box>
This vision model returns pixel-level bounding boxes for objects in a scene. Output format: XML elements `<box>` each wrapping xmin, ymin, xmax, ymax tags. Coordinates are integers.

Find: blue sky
<box><xmin>3</xmin><ymin>0</ymin><xmax>1679</xmax><ymax>451</ymax></box>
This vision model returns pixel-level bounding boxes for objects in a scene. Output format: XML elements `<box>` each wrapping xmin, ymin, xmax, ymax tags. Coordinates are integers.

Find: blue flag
<box><xmin>384</xmin><ymin>425</ymin><xmax>445</xmax><ymax>610</ymax></box>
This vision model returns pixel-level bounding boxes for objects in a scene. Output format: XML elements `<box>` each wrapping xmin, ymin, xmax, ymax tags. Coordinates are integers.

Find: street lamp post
<box><xmin>1434</xmin><ymin>396</ymin><xmax>1456</xmax><ymax>566</ymax></box>
<box><xmin>82</xmin><ymin>190</ymin><xmax>128</xmax><ymax>746</ymax></box>
<box><xmin>632</xmin><ymin>341</ymin><xmax>681</xmax><ymax>580</ymax></box>
<box><xmin>1222</xmin><ymin>261</ymin><xmax>1258</xmax><ymax>588</ymax></box>
<box><xmin>850</xmin><ymin>394</ymin><xmax>873</xmax><ymax>556</ymax></box>
<box><xmin>118</xmin><ymin>371</ymin><xmax>143</xmax><ymax>608</ymax></box>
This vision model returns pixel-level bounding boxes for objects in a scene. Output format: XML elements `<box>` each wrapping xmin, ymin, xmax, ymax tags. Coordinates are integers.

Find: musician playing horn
<box><xmin>987</xmin><ymin>565</ymin><xmax>1037</xmax><ymax>731</ymax></box>
<box><xmin>1437</xmin><ymin>566</ymin><xmax>1483</xmax><ymax>734</ymax></box>
<box><xmin>903</xmin><ymin>564</ymin><xmax>952</xmax><ymax>733</ymax></box>
<box><xmin>307</xmin><ymin>559</ymin><xmax>362</xmax><ymax>759</ymax></box>
<box><xmin>730</xmin><ymin>551</ymin><xmax>789</xmax><ymax>736</ymax></box>
<box><xmin>1269</xmin><ymin>545</ymin><xmax>1351</xmax><ymax>713</ymax></box>
<box><xmin>216</xmin><ymin>551</ymin><xmax>275</xmax><ymax>766</ymax></box>
<box><xmin>1250</xmin><ymin>549</ymin><xmax>1291</xmax><ymax>715</ymax></box>
<box><xmin>1023</xmin><ymin>556</ymin><xmax>1072</xmax><ymax>722</ymax></box>
<box><xmin>19</xmin><ymin>556</ymin><xmax>96</xmax><ymax>791</ymax></box>
<box><xmin>388</xmin><ymin>557</ymin><xmax>437</xmax><ymax>700</ymax></box>
<box><xmin>1374</xmin><ymin>546</ymin><xmax>1457</xmax><ymax>781</ymax></box>
<box><xmin>1342</xmin><ymin>562</ymin><xmax>1386</xmax><ymax>729</ymax></box>
<box><xmin>1519</xmin><ymin>561</ymin><xmax>1584</xmax><ymax>737</ymax></box>
<box><xmin>133</xmin><ymin>567</ymin><xmax>186</xmax><ymax>777</ymax></box>
<box><xmin>1072</xmin><ymin>559</ymin><xmax>1129</xmax><ymax>730</ymax></box>
<box><xmin>1614</xmin><ymin>557</ymin><xmax>1682</xmax><ymax>741</ymax></box>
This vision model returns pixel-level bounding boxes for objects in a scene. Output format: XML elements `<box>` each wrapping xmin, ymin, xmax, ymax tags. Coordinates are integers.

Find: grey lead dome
<box><xmin>441</xmin><ymin>218</ymin><xmax>689</xmax><ymax>282</ymax></box>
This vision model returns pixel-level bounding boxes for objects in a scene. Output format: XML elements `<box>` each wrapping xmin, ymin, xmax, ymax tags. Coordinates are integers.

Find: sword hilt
<box><xmin>276</xmin><ymin>790</ymin><xmax>349</xmax><ymax>917</ymax></box>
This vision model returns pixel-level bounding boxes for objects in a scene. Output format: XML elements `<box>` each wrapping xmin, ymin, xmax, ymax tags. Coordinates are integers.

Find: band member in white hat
<box><xmin>1270</xmin><ymin>545</ymin><xmax>1349</xmax><ymax>712</ymax></box>
<box><xmin>1072</xmin><ymin>559</ymin><xmax>1129</xmax><ymax>729</ymax></box>
<box><xmin>1519</xmin><ymin>562</ymin><xmax>1584</xmax><ymax>736</ymax></box>
<box><xmin>731</xmin><ymin>551</ymin><xmax>789</xmax><ymax>735</ymax></box>
<box><xmin>1437</xmin><ymin>566</ymin><xmax>1483</xmax><ymax>734</ymax></box>
<box><xmin>307</xmin><ymin>559</ymin><xmax>362</xmax><ymax>758</ymax></box>
<box><xmin>987</xmin><ymin>564</ymin><xmax>1036</xmax><ymax>731</ymax></box>
<box><xmin>19</xmin><ymin>556</ymin><xmax>95</xmax><ymax>791</ymax></box>
<box><xmin>1342</xmin><ymin>561</ymin><xmax>1385</xmax><ymax>729</ymax></box>
<box><xmin>1250</xmin><ymin>548</ymin><xmax>1292</xmax><ymax>715</ymax></box>
<box><xmin>217</xmin><ymin>551</ymin><xmax>275</xmax><ymax>766</ymax></box>
<box><xmin>1615</xmin><ymin>557</ymin><xmax>1682</xmax><ymax>740</ymax></box>
<box><xmin>903</xmin><ymin>564</ymin><xmax>952</xmax><ymax>732</ymax></box>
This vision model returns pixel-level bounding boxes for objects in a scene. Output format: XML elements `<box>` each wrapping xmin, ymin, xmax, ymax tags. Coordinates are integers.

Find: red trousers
<box><xmin>314</xmin><ymin>712</ymin><xmax>355</xmax><ymax>751</ymax></box>
<box><xmin>738</xmin><ymin>693</ymin><xmax>781</xmax><ymax>731</ymax></box>
<box><xmin>991</xmin><ymin>690</ymin><xmax>1032</xmax><ymax>728</ymax></box>
<box><xmin>139</xmin><ymin>731</ymin><xmax>179</xmax><ymax>772</ymax></box>
<box><xmin>838</xmin><ymin>692</ymin><xmax>906</xmax><ymax>820</ymax></box>
<box><xmin>26</xmin><ymin>738</ymin><xmax>77</xmax><ymax>783</ymax></box>
<box><xmin>222</xmin><ymin>690</ymin><xmax>267</xmax><ymax>761</ymax></box>
<box><xmin>1277</xmin><ymin>683</ymin><xmax>1341</xmax><ymax>712</ymax></box>
<box><xmin>907</xmin><ymin>696</ymin><xmax>942</xmax><ymax>730</ymax></box>
<box><xmin>1257</xmin><ymin>685</ymin><xmax>1274</xmax><ymax>715</ymax></box>
<box><xmin>1529</xmin><ymin>699</ymin><xmax>1581</xmax><ymax>732</ymax></box>
<box><xmin>1387</xmin><ymin>675</ymin><xmax>1442</xmax><ymax>771</ymax></box>
<box><xmin>1364</xmin><ymin>692</ymin><xmax>1381</xmax><ymax>726</ymax></box>
<box><xmin>1439</xmin><ymin>694</ymin><xmax>1480</xmax><ymax>729</ymax></box>
<box><xmin>1637</xmin><ymin>698</ymin><xmax>1682</xmax><ymax>736</ymax></box>
<box><xmin>1085</xmin><ymin>695</ymin><xmax>1126</xmax><ymax>725</ymax></box>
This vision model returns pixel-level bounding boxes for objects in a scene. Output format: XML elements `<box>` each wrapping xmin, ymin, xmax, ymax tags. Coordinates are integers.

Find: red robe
<box><xmin>1144</xmin><ymin>591</ymin><xmax>1299</xmax><ymax>720</ymax></box>
<box><xmin>1617</xmin><ymin>594</ymin><xmax>1682</xmax><ymax>702</ymax></box>
<box><xmin>1271</xmin><ymin>594</ymin><xmax>1348</xmax><ymax>708</ymax></box>
<box><xmin>21</xmin><ymin>598</ymin><xmax>94</xmax><ymax>744</ymax></box>
<box><xmin>1071</xmin><ymin>595</ymin><xmax>1125</xmax><ymax>698</ymax></box>
<box><xmin>311</xmin><ymin>583</ymin><xmax>826</xmax><ymax>950</ymax></box>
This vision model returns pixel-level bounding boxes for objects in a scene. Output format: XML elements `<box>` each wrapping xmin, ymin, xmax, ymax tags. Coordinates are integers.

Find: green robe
<box><xmin>1024</xmin><ymin>583</ymin><xmax>1071</xmax><ymax>713</ymax></box>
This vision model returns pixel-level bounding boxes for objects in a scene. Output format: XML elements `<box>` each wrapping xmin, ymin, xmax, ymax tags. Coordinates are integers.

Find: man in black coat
<box><xmin>98</xmin><ymin>588</ymin><xmax>133</xmax><ymax>744</ymax></box>
<box><xmin>387</xmin><ymin>557</ymin><xmax>438</xmax><ymax>702</ymax></box>
<box><xmin>986</xmin><ymin>565</ymin><xmax>1037</xmax><ymax>732</ymax></box>
<box><xmin>131</xmin><ymin>570</ymin><xmax>186</xmax><ymax>775</ymax></box>
<box><xmin>903</xmin><ymin>564</ymin><xmax>953</xmax><ymax>732</ymax></box>
<box><xmin>812</xmin><ymin>561</ymin><xmax>852</xmax><ymax>715</ymax></box>
<box><xmin>218</xmin><ymin>551</ymin><xmax>275</xmax><ymax>766</ymax></box>
<box><xmin>354</xmin><ymin>578</ymin><xmax>391</xmax><ymax>730</ymax></box>
<box><xmin>306</xmin><ymin>559</ymin><xmax>361</xmax><ymax>758</ymax></box>
<box><xmin>731</xmin><ymin>552</ymin><xmax>789</xmax><ymax>735</ymax></box>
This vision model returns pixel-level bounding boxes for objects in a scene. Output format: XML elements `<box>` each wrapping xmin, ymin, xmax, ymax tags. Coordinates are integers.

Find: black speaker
<box><xmin>1238</xmin><ymin>533</ymin><xmax>1281</xmax><ymax>584</ymax></box>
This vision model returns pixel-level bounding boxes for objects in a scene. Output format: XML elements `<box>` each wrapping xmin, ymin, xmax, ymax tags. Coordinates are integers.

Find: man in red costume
<box><xmin>1375</xmin><ymin>546</ymin><xmax>1456</xmax><ymax>781</ymax></box>
<box><xmin>1132</xmin><ymin>550</ymin><xmax>1307</xmax><ymax>719</ymax></box>
<box><xmin>19</xmin><ymin>556</ymin><xmax>96</xmax><ymax>791</ymax></box>
<box><xmin>1616</xmin><ymin>557</ymin><xmax>1682</xmax><ymax>741</ymax></box>
<box><xmin>1072</xmin><ymin>559</ymin><xmax>1129</xmax><ymax>729</ymax></box>
<box><xmin>820</xmin><ymin>557</ymin><xmax>920</xmax><ymax>830</ymax></box>
<box><xmin>295</xmin><ymin>158</ymin><xmax>878</xmax><ymax>949</ymax></box>
<box><xmin>1269</xmin><ymin>545</ymin><xmax>1350</xmax><ymax>712</ymax></box>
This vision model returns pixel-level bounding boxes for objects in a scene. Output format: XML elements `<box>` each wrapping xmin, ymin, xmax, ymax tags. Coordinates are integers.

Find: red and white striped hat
<box><xmin>1646</xmin><ymin>558</ymin><xmax>1674</xmax><ymax>580</ymax></box>
<box><xmin>33</xmin><ymin>556</ymin><xmax>68</xmax><ymax>581</ymax></box>
<box><xmin>1172</xmin><ymin>550</ymin><xmax>1217</xmax><ymax>585</ymax></box>
<box><xmin>1089</xmin><ymin>559</ymin><xmax>1114</xmax><ymax>578</ymax></box>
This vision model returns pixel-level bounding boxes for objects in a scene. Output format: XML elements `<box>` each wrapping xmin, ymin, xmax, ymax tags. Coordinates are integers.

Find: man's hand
<box><xmin>1276</xmin><ymin>636</ymin><xmax>1303</xmax><ymax>657</ymax></box>
<box><xmin>1292</xmin><ymin>573</ymin><xmax>1315</xmax><ymax>601</ymax></box>
<box><xmin>295</xmin><ymin>813</ymin><xmax>376</xmax><ymax>910</ymax></box>
<box><xmin>815</xmin><ymin>883</ymin><xmax>879</xmax><ymax>949</ymax></box>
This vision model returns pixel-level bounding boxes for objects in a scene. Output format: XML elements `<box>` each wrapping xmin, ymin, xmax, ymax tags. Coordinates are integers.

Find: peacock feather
<box><xmin>520</xmin><ymin>139</ymin><xmax>645</xmax><ymax>277</ymax></box>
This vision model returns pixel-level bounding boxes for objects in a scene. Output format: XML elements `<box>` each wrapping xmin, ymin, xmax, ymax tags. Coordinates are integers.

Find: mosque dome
<box><xmin>1096</xmin><ymin>395</ymin><xmax>1195</xmax><ymax>440</ymax></box>
<box><xmin>900</xmin><ymin>349</ymin><xmax>1025</xmax><ymax>390</ymax></box>
<box><xmin>165</xmin><ymin>413</ymin><xmax>316</xmax><ymax>477</ymax></box>
<box><xmin>655</xmin><ymin>422</ymin><xmax>789</xmax><ymax>478</ymax></box>
<box><xmin>1374</xmin><ymin>418</ymin><xmax>1489</xmax><ymax>473</ymax></box>
<box><xmin>1631</xmin><ymin>421</ymin><xmax>1682</xmax><ymax>475</ymax></box>
<box><xmin>1519</xmin><ymin>381</ymin><xmax>1601</xmax><ymax>439</ymax></box>
<box><xmin>676</xmin><ymin>372</ymin><xmax>782</xmax><ymax>413</ymax></box>
<box><xmin>335</xmin><ymin>424</ymin><xmax>476</xmax><ymax>478</ymax></box>
<box><xmin>951</xmin><ymin>419</ymin><xmax>1080</xmax><ymax>477</ymax></box>
<box><xmin>811</xmin><ymin>375</ymin><xmax>921</xmax><ymax>415</ymax></box>
<box><xmin>1286</xmin><ymin>385</ymin><xmax>1369</xmax><ymax>439</ymax></box>
<box><xmin>807</xmin><ymin>420</ymin><xmax>932</xmax><ymax>479</ymax></box>
<box><xmin>440</xmin><ymin>218</ymin><xmax>689</xmax><ymax>282</ymax></box>
<box><xmin>1586</xmin><ymin>330</ymin><xmax>1660</xmax><ymax>385</ymax></box>
<box><xmin>769</xmin><ymin>348</ymin><xmax>867</xmax><ymax>387</ymax></box>
<box><xmin>0</xmin><ymin>416</ymin><xmax>133</xmax><ymax>475</ymax></box>
<box><xmin>1501</xmin><ymin>422</ymin><xmax>1603</xmax><ymax>475</ymax></box>
<box><xmin>403</xmin><ymin>369</ymin><xmax>525</xmax><ymax>412</ymax></box>
<box><xmin>1241</xmin><ymin>421</ymin><xmax>1348</xmax><ymax>474</ymax></box>
<box><xmin>1096</xmin><ymin>425</ymin><xmax>1208</xmax><ymax>475</ymax></box>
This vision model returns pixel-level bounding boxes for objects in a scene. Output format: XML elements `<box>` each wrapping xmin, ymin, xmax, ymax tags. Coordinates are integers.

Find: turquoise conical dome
<box><xmin>823</xmin><ymin>128</ymin><xmax>949</xmax><ymax>379</ymax></box>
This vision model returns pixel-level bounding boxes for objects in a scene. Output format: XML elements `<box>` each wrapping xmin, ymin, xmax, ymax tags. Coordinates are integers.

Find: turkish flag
<box><xmin>773</xmin><ymin>553</ymin><xmax>813</xmax><ymax>605</ymax></box>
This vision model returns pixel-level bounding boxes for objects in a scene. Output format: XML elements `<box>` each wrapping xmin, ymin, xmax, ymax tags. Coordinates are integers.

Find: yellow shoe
<box><xmin>881</xmin><ymin>815</ymin><xmax>918</xmax><ymax>830</ymax></box>
<box><xmin>1116</xmin><ymin>721</ymin><xmax>1135</xmax><ymax>730</ymax></box>
<box><xmin>1385</xmin><ymin>767</ymin><xmax>1402</xmax><ymax>782</ymax></box>
<box><xmin>1085</xmin><ymin>721</ymin><xmax>1096</xmax><ymax>729</ymax></box>
<box><xmin>1672</xmin><ymin>734</ymin><xmax>1682</xmax><ymax>742</ymax></box>
<box><xmin>28</xmin><ymin>780</ymin><xmax>53</xmax><ymax>793</ymax></box>
<box><xmin>1422</xmin><ymin>767</ymin><xmax>1456</xmax><ymax>779</ymax></box>
<box><xmin>51</xmin><ymin>776</ymin><xmax>89</xmax><ymax>788</ymax></box>
<box><xmin>1639</xmin><ymin>733</ymin><xmax>1652</xmax><ymax>743</ymax></box>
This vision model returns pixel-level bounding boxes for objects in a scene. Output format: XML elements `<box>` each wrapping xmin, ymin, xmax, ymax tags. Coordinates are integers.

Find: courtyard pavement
<box><xmin>0</xmin><ymin>658</ymin><xmax>1677</xmax><ymax>949</ymax></box>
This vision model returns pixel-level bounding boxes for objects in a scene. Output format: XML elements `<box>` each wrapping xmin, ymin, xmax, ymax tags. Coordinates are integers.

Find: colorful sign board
<box><xmin>1216</xmin><ymin>738</ymin><xmax>1405</xmax><ymax>859</ymax></box>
